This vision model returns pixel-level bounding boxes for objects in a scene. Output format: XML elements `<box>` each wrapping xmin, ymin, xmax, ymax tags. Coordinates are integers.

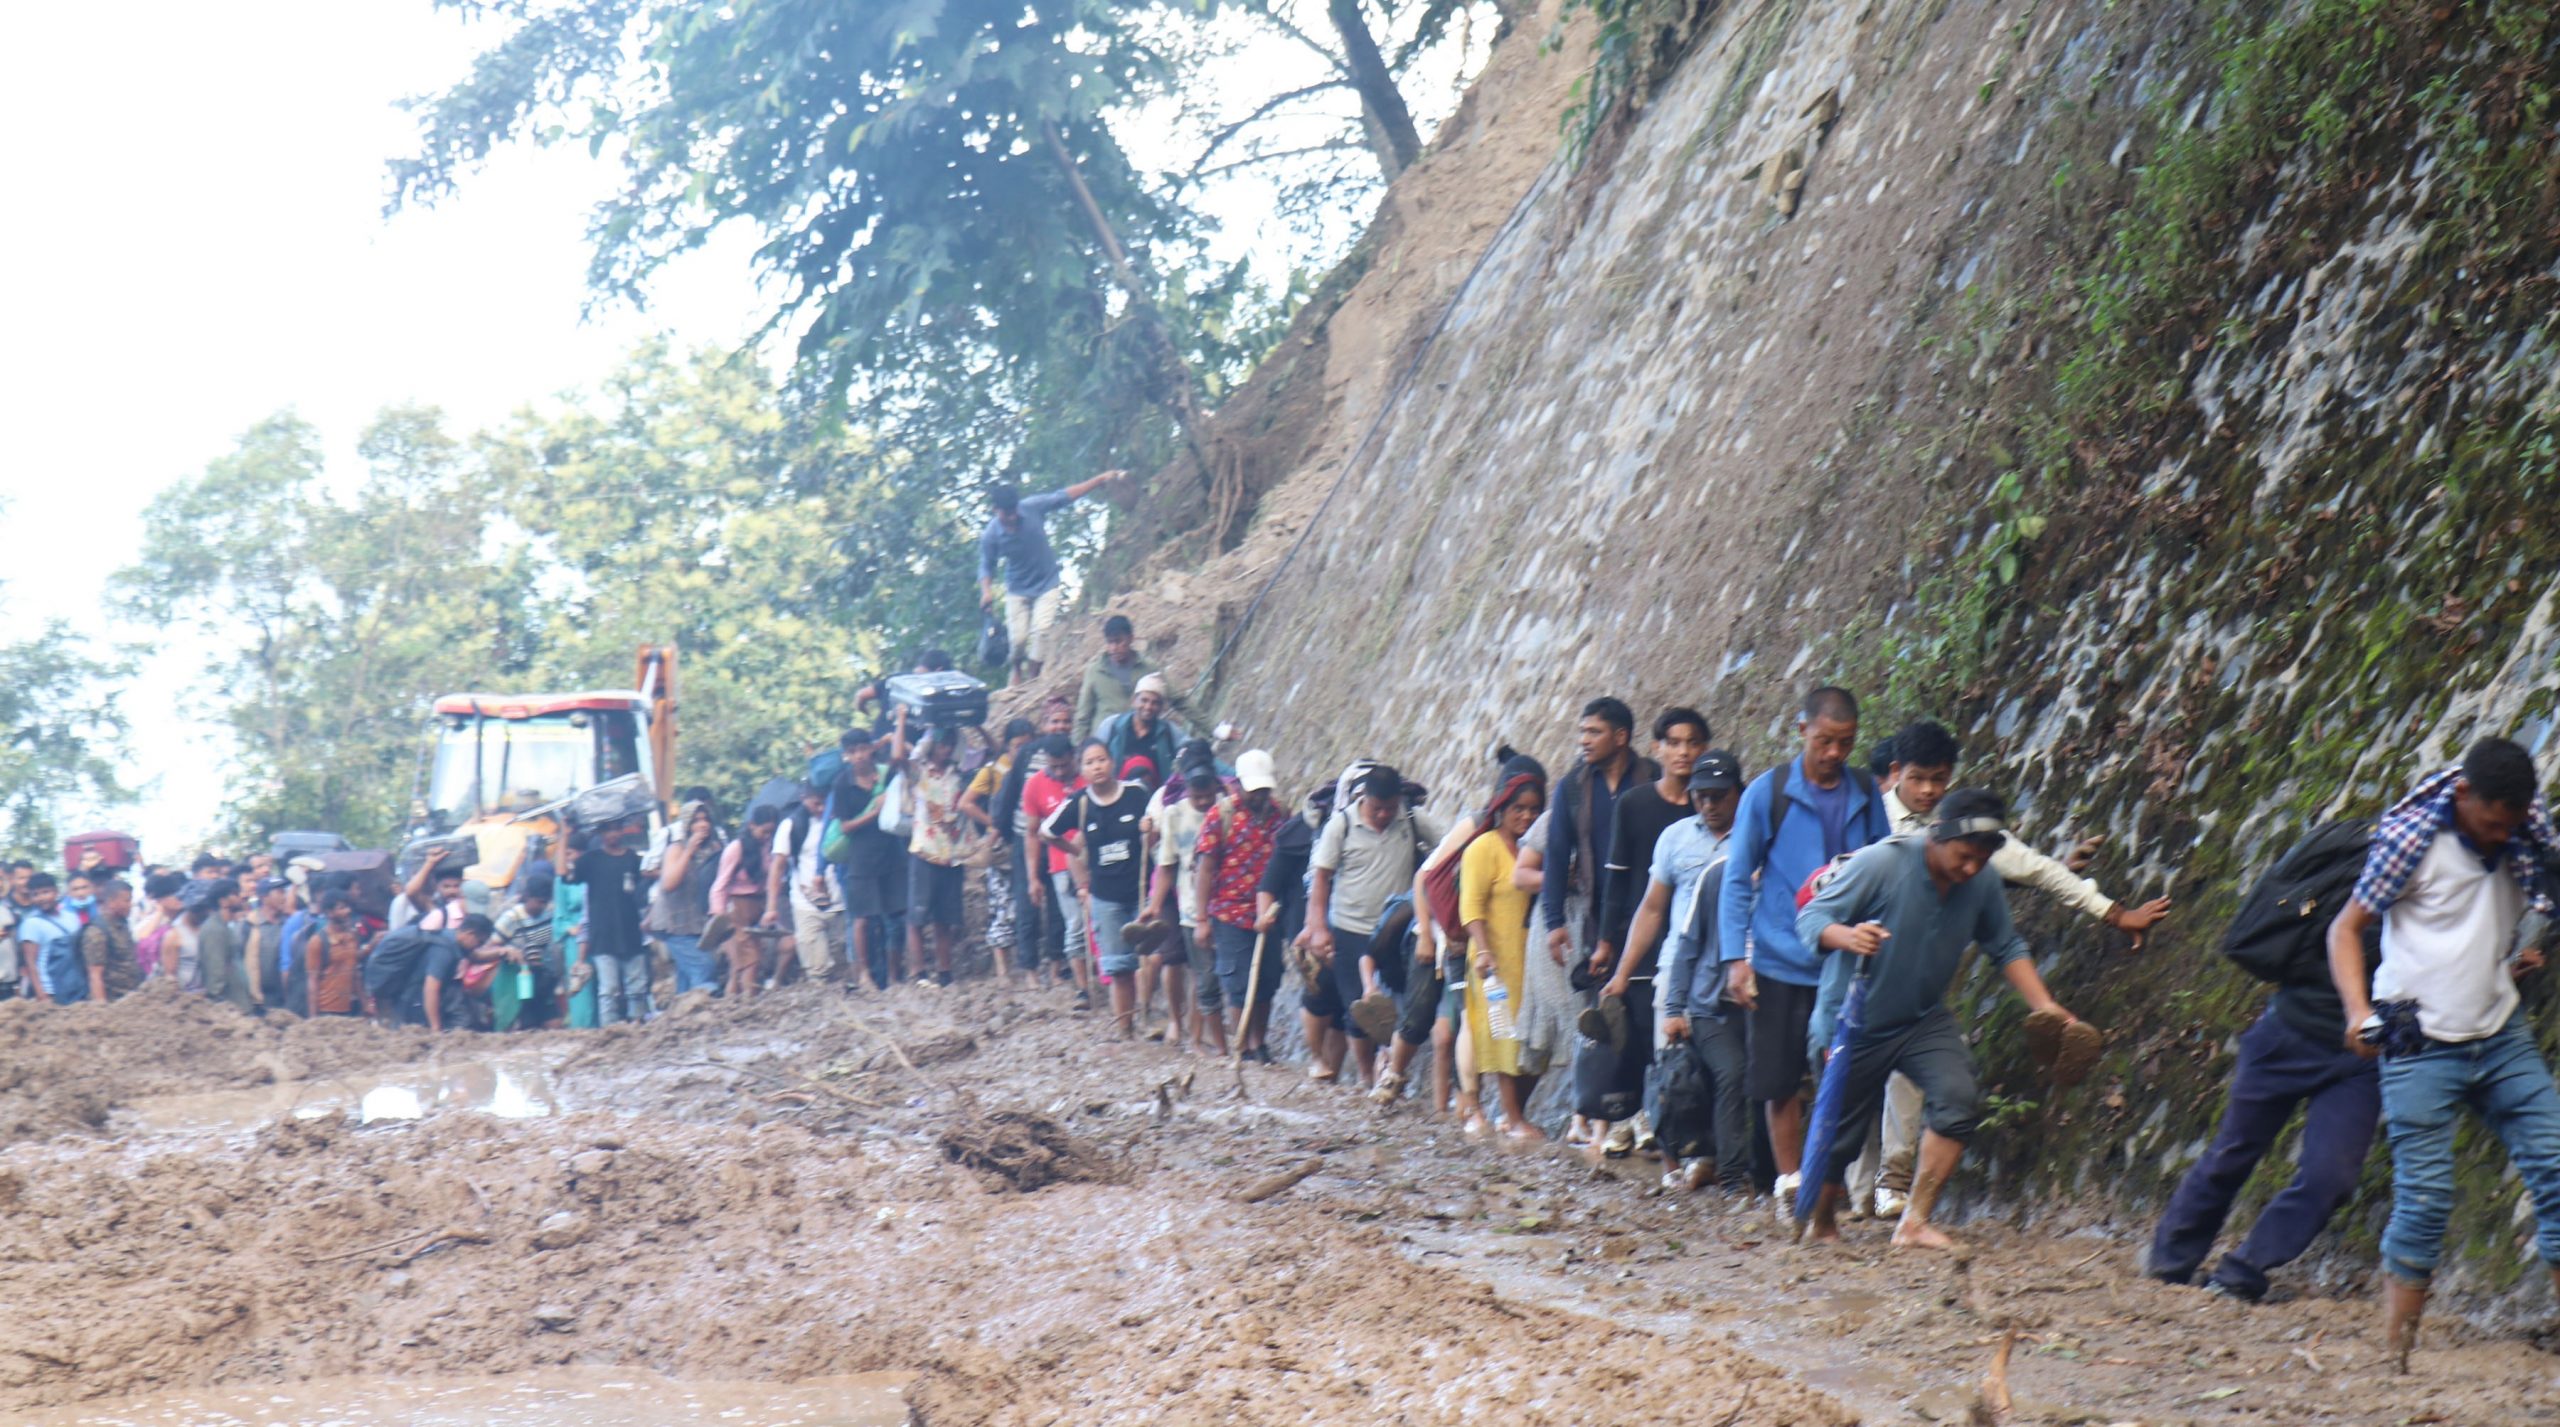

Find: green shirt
<box><xmin>1798</xmin><ymin>835</ymin><xmax>2030</xmax><ymax>1040</ymax></box>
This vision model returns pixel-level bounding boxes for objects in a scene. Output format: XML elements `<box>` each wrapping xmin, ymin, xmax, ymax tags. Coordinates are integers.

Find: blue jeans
<box><xmin>1090</xmin><ymin>898</ymin><xmax>1138</xmax><ymax>976</ymax></box>
<box><xmin>593</xmin><ymin>950</ymin><xmax>654</xmax><ymax>1026</ymax></box>
<box><xmin>2150</xmin><ymin>1007</ymin><xmax>2379</xmax><ymax>1295</ymax></box>
<box><xmin>2378</xmin><ymin>1014</ymin><xmax>2560</xmax><ymax>1284</ymax></box>
<box><xmin>662</xmin><ymin>933</ymin><xmax>717</xmax><ymax>995</ymax></box>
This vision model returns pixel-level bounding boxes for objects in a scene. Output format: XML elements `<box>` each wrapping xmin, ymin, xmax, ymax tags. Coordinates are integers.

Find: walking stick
<box><xmin>1231</xmin><ymin>926</ymin><xmax>1271</xmax><ymax>1100</ymax></box>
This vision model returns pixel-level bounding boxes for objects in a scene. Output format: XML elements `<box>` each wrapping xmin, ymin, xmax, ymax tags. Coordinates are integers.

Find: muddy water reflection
<box><xmin>122</xmin><ymin>1057</ymin><xmax>563</xmax><ymax>1134</ymax></box>
<box><xmin>19</xmin><ymin>1369</ymin><xmax>913</xmax><ymax>1426</ymax></box>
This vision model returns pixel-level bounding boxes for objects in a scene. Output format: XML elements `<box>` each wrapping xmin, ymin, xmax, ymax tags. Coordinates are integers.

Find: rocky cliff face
<box><xmin>1092</xmin><ymin>0</ymin><xmax>2560</xmax><ymax>1308</ymax></box>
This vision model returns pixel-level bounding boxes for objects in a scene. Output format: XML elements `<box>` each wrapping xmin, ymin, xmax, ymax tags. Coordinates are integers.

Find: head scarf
<box><xmin>1481</xmin><ymin>771</ymin><xmax>1546</xmax><ymax>833</ymax></box>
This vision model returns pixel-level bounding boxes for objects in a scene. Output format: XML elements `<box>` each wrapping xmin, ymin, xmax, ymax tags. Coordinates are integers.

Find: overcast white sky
<box><xmin>0</xmin><ymin>1</ymin><xmax>1478</xmax><ymax>859</ymax></box>
<box><xmin>0</xmin><ymin>3</ymin><xmax>784</xmax><ymax>855</ymax></box>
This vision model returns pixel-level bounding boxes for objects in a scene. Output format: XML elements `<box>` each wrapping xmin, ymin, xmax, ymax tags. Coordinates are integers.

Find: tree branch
<box><xmin>1189</xmin><ymin>141</ymin><xmax>1371</xmax><ymax>183</ymax></box>
<box><xmin>1189</xmin><ymin>81</ymin><xmax>1353</xmax><ymax>178</ymax></box>
<box><xmin>1230</xmin><ymin>0</ymin><xmax>1356</xmax><ymax>77</ymax></box>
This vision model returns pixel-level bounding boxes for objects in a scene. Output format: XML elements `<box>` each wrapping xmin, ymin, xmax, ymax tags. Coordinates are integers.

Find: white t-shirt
<box><xmin>787</xmin><ymin>808</ymin><xmax>829</xmax><ymax>912</ymax></box>
<box><xmin>2373</xmin><ymin>830</ymin><xmax>2524</xmax><ymax>1042</ymax></box>
<box><xmin>1155</xmin><ymin>797</ymin><xmax>1210</xmax><ymax>926</ymax></box>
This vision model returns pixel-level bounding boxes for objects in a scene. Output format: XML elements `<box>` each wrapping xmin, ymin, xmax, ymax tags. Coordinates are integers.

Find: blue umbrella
<box><xmin>1793</xmin><ymin>958</ymin><xmax>1875</xmax><ymax>1230</ymax></box>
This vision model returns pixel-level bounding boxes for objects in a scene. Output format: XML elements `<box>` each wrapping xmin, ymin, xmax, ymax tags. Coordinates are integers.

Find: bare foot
<box><xmin>1892</xmin><ymin>1221</ymin><xmax>1957</xmax><ymax>1250</ymax></box>
<box><xmin>1804</xmin><ymin>1218</ymin><xmax>1842</xmax><ymax>1245</ymax></box>
<box><xmin>1460</xmin><ymin>1114</ymin><xmax>1491</xmax><ymax>1138</ymax></box>
<box><xmin>1505</xmin><ymin>1121</ymin><xmax>1549</xmax><ymax>1144</ymax></box>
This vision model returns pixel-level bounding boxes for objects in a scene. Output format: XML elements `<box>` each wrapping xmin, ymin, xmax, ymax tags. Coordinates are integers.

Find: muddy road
<box><xmin>2</xmin><ymin>982</ymin><xmax>2552</xmax><ymax>1425</ymax></box>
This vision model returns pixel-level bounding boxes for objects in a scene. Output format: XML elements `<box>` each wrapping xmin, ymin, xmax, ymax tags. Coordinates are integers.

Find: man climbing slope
<box><xmin>979</xmin><ymin>470</ymin><xmax>1128</xmax><ymax>685</ymax></box>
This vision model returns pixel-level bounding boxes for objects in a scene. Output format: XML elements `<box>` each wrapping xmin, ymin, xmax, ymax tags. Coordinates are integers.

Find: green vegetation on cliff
<box><xmin>1852</xmin><ymin>0</ymin><xmax>2560</xmax><ymax>1287</ymax></box>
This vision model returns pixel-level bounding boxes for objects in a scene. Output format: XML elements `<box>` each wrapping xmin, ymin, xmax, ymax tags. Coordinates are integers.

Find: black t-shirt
<box><xmin>1599</xmin><ymin>782</ymin><xmax>1692</xmax><ymax>958</ymax></box>
<box><xmin>1047</xmin><ymin>783</ymin><xmax>1148</xmax><ymax>906</ymax></box>
<box><xmin>567</xmin><ymin>847</ymin><xmax>645</xmax><ymax>960</ymax></box>
<box><xmin>831</xmin><ymin>771</ymin><xmax>903</xmax><ymax>869</ymax></box>
<box><xmin>394</xmin><ymin>931</ymin><xmax>465</xmax><ymax>1026</ymax></box>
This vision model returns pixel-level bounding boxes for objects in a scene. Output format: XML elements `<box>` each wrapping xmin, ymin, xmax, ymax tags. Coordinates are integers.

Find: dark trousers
<box><xmin>1694</xmin><ymin>1009</ymin><xmax>1753</xmax><ymax>1188</ymax></box>
<box><xmin>2150</xmin><ymin>1006</ymin><xmax>2380</xmax><ymax>1295</ymax></box>
<box><xmin>1395</xmin><ymin>959</ymin><xmax>1445</xmax><ymax>1047</ymax></box>
<box><xmin>1009</xmin><ymin>843</ymin><xmax>1043</xmax><ymax>965</ymax></box>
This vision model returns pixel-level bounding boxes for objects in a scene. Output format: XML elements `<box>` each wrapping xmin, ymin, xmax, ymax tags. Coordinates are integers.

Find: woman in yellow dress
<box><xmin>1461</xmin><ymin>767</ymin><xmax>1548</xmax><ymax>1142</ymax></box>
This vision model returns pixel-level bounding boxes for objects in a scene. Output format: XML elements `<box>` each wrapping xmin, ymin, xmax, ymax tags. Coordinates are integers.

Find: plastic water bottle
<box><xmin>1483</xmin><ymin>972</ymin><xmax>1517</xmax><ymax>1041</ymax></box>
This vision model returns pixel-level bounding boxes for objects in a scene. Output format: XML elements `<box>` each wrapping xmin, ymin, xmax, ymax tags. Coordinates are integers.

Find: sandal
<box><xmin>1349</xmin><ymin>992</ymin><xmax>1399</xmax><ymax>1045</ymax></box>
<box><xmin>1367</xmin><ymin>1069</ymin><xmax>1406</xmax><ymax>1105</ymax></box>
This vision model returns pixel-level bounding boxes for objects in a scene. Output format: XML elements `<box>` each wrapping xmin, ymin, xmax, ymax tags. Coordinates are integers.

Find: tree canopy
<box><xmin>116</xmin><ymin>346</ymin><xmax>991</xmax><ymax>847</ymax></box>
<box><xmin>0</xmin><ymin>601</ymin><xmax>127</xmax><ymax>861</ymax></box>
<box><xmin>116</xmin><ymin>411</ymin><xmax>536</xmax><ymax>848</ymax></box>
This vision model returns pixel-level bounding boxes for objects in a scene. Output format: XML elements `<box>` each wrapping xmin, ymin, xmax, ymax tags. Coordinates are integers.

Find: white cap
<box><xmin>1235</xmin><ymin>749</ymin><xmax>1278</xmax><ymax>793</ymax></box>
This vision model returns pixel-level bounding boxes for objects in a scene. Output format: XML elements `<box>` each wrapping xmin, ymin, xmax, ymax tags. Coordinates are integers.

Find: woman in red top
<box><xmin>1020</xmin><ymin>737</ymin><xmax>1091</xmax><ymax>1009</ymax></box>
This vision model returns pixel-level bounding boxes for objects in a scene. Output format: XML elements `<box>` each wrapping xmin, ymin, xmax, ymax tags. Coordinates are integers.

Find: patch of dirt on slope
<box><xmin>0</xmin><ymin>983</ymin><xmax>430</xmax><ymax>1147</ymax></box>
<box><xmin>997</xmin><ymin>0</ymin><xmax>1593</xmax><ymax>726</ymax></box>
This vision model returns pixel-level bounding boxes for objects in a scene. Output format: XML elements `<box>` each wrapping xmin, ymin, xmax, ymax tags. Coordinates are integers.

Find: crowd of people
<box><xmin>5</xmin><ymin>474</ymin><xmax>2558</xmax><ymax>1367</ymax></box>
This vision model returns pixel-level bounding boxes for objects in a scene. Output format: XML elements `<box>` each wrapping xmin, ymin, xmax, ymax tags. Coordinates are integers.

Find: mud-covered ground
<box><xmin>3</xmin><ymin>979</ymin><xmax>2554</xmax><ymax>1425</ymax></box>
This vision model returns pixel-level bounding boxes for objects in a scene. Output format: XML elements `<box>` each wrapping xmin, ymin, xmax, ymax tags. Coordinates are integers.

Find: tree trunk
<box><xmin>1326</xmin><ymin>0</ymin><xmax>1421</xmax><ymax>181</ymax></box>
<box><xmin>1041</xmin><ymin>119</ymin><xmax>1218</xmax><ymax>486</ymax></box>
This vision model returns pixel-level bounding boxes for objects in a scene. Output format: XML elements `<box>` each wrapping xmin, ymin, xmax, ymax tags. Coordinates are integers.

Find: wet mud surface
<box><xmin>5</xmin><ymin>983</ymin><xmax>2553</xmax><ymax>1425</ymax></box>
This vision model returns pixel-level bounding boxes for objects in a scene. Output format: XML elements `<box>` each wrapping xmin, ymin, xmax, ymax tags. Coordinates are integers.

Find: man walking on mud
<box><xmin>2327</xmin><ymin>737</ymin><xmax>2560</xmax><ymax>1369</ymax></box>
<box><xmin>979</xmin><ymin>469</ymin><xmax>1127</xmax><ymax>686</ymax></box>
<box><xmin>1718</xmin><ymin>686</ymin><xmax>1891</xmax><ymax>1208</ymax></box>
<box><xmin>1797</xmin><ymin>789</ymin><xmax>2084</xmax><ymax>1247</ymax></box>
<box><xmin>1194</xmin><ymin>750</ymin><xmax>1290</xmax><ymax>1059</ymax></box>
<box><xmin>1543</xmin><ymin>697</ymin><xmax>1658</xmax><ymax>1147</ymax></box>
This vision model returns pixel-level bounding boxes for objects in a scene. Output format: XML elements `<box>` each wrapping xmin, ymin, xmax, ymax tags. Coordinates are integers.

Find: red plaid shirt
<box><xmin>1197</xmin><ymin>798</ymin><xmax>1289</xmax><ymax>929</ymax></box>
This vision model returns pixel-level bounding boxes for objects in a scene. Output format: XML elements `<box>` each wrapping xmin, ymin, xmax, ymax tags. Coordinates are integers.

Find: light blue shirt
<box><xmin>1650</xmin><ymin>818</ymin><xmax>1730</xmax><ymax>976</ymax></box>
<box><xmin>19</xmin><ymin>909</ymin><xmax>82</xmax><ymax>1001</ymax></box>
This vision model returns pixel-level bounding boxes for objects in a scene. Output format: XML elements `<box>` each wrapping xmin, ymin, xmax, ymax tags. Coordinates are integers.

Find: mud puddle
<box><xmin>120</xmin><ymin>1054</ymin><xmax>563</xmax><ymax>1134</ymax></box>
<box><xmin>15</xmin><ymin>1368</ymin><xmax>914</xmax><ymax>1426</ymax></box>
<box><xmin>1397</xmin><ymin>1219</ymin><xmax>1972</xmax><ymax>1423</ymax></box>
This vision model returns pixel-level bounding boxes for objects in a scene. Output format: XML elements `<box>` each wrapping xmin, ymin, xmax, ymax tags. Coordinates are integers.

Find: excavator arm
<box><xmin>635</xmin><ymin>644</ymin><xmax>678</xmax><ymax>817</ymax></box>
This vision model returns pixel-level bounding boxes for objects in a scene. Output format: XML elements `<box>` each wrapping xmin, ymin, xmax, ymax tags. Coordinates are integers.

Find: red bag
<box><xmin>1423</xmin><ymin>826</ymin><xmax>1492</xmax><ymax>938</ymax></box>
<box><xmin>1794</xmin><ymin>851</ymin><xmax>1858</xmax><ymax>909</ymax></box>
<box><xmin>63</xmin><ymin>829</ymin><xmax>140</xmax><ymax>874</ymax></box>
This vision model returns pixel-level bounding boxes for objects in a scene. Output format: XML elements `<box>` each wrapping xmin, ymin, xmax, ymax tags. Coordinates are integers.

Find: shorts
<box><xmin>1090</xmin><ymin>897</ymin><xmax>1139</xmax><ymax>976</ymax></box>
<box><xmin>1325</xmin><ymin>925</ymin><xmax>1382</xmax><ymax>1035</ymax></box>
<box><xmin>1212</xmin><ymin>921</ymin><xmax>1281</xmax><ymax>1009</ymax></box>
<box><xmin>1151</xmin><ymin>922</ymin><xmax>1194</xmax><ymax>969</ymax></box>
<box><xmin>790</xmin><ymin>896</ymin><xmax>844</xmax><ymax>978</ymax></box>
<box><xmin>1005</xmin><ymin>586</ymin><xmax>1067</xmax><ymax>666</ymax></box>
<box><xmin>1746</xmin><ymin>974</ymin><xmax>1821</xmax><ymax>1103</ymax></box>
<box><xmin>1301</xmin><ymin>938</ymin><xmax>1346</xmax><ymax>1023</ymax></box>
<box><xmin>908</xmin><ymin>856</ymin><xmax>964</xmax><ymax>928</ymax></box>
<box><xmin>1820</xmin><ymin>1007</ymin><xmax>1982</xmax><ymax>1185</ymax></box>
<box><xmin>840</xmin><ymin>852</ymin><xmax>904</xmax><ymax>920</ymax></box>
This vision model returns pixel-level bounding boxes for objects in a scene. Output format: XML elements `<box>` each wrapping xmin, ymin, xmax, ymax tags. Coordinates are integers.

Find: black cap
<box><xmin>255</xmin><ymin>876</ymin><xmax>293</xmax><ymax>895</ymax></box>
<box><xmin>1688</xmin><ymin>750</ymin><xmax>1745</xmax><ymax>792</ymax></box>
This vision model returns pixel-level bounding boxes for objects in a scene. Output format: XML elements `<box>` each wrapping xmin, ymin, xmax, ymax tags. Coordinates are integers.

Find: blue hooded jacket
<box><xmin>1714</xmin><ymin>756</ymin><xmax>1891</xmax><ymax>987</ymax></box>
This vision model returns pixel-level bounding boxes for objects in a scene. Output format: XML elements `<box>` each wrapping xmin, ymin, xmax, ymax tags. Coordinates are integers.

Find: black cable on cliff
<box><xmin>1187</xmin><ymin>162</ymin><xmax>1564</xmax><ymax>708</ymax></box>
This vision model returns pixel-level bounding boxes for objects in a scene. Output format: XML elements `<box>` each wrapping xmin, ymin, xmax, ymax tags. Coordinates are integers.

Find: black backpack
<box><xmin>977</xmin><ymin>610</ymin><xmax>1010</xmax><ymax>671</ymax></box>
<box><xmin>2221</xmin><ymin>818</ymin><xmax>2374</xmax><ymax>984</ymax></box>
